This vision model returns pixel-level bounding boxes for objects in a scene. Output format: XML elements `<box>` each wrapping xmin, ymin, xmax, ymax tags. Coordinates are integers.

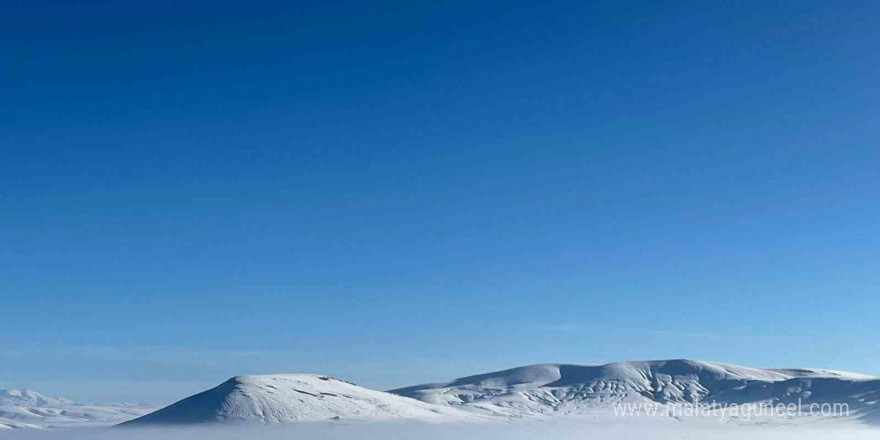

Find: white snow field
<box><xmin>0</xmin><ymin>389</ymin><xmax>154</xmax><ymax>430</ymax></box>
<box><xmin>117</xmin><ymin>374</ymin><xmax>481</xmax><ymax>427</ymax></box>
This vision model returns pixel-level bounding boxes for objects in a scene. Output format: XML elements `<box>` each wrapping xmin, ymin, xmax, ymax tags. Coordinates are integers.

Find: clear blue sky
<box><xmin>2</xmin><ymin>0</ymin><xmax>879</xmax><ymax>404</ymax></box>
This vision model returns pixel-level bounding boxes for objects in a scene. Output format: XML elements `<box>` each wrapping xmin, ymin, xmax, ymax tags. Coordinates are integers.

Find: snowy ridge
<box><xmin>390</xmin><ymin>360</ymin><xmax>880</xmax><ymax>422</ymax></box>
<box><xmin>119</xmin><ymin>374</ymin><xmax>480</xmax><ymax>427</ymax></box>
<box><xmin>0</xmin><ymin>389</ymin><xmax>155</xmax><ymax>430</ymax></box>
<box><xmin>0</xmin><ymin>389</ymin><xmax>73</xmax><ymax>407</ymax></box>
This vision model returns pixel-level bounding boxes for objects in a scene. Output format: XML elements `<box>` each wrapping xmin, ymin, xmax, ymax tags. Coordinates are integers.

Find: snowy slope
<box><xmin>119</xmin><ymin>374</ymin><xmax>480</xmax><ymax>427</ymax></box>
<box><xmin>390</xmin><ymin>360</ymin><xmax>880</xmax><ymax>422</ymax></box>
<box><xmin>0</xmin><ymin>389</ymin><xmax>155</xmax><ymax>430</ymax></box>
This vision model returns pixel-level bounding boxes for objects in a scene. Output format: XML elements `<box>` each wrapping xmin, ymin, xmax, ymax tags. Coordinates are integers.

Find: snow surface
<box><xmin>118</xmin><ymin>374</ymin><xmax>481</xmax><ymax>427</ymax></box>
<box><xmin>0</xmin><ymin>389</ymin><xmax>155</xmax><ymax>431</ymax></box>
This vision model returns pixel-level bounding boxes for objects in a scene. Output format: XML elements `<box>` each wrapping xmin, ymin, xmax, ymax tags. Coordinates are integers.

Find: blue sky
<box><xmin>2</xmin><ymin>0</ymin><xmax>879</xmax><ymax>404</ymax></box>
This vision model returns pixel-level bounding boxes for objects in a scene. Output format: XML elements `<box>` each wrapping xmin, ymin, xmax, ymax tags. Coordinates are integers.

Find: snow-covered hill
<box><xmin>12</xmin><ymin>359</ymin><xmax>879</xmax><ymax>430</ymax></box>
<box><xmin>0</xmin><ymin>389</ymin><xmax>155</xmax><ymax>430</ymax></box>
<box><xmin>119</xmin><ymin>374</ymin><xmax>480</xmax><ymax>427</ymax></box>
<box><xmin>390</xmin><ymin>360</ymin><xmax>880</xmax><ymax>423</ymax></box>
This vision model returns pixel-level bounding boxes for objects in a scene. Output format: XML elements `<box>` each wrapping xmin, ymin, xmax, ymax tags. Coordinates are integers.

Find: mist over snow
<box><xmin>1</xmin><ymin>421</ymin><xmax>878</xmax><ymax>440</ymax></box>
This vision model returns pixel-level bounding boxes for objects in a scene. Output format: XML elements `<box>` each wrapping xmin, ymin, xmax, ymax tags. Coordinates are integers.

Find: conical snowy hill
<box><xmin>119</xmin><ymin>374</ymin><xmax>479</xmax><ymax>426</ymax></box>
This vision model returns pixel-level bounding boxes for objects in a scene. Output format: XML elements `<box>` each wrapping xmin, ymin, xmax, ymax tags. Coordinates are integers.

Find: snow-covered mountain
<box><xmin>390</xmin><ymin>360</ymin><xmax>880</xmax><ymax>423</ymax></box>
<box><xmin>12</xmin><ymin>359</ymin><xmax>880</xmax><ymax>430</ymax></box>
<box><xmin>0</xmin><ymin>389</ymin><xmax>155</xmax><ymax>430</ymax></box>
<box><xmin>119</xmin><ymin>374</ymin><xmax>480</xmax><ymax>427</ymax></box>
<box><xmin>0</xmin><ymin>389</ymin><xmax>74</xmax><ymax>408</ymax></box>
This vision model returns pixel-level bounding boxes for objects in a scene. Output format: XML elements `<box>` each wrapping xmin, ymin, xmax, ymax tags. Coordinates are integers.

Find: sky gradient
<box><xmin>2</xmin><ymin>0</ymin><xmax>880</xmax><ymax>404</ymax></box>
